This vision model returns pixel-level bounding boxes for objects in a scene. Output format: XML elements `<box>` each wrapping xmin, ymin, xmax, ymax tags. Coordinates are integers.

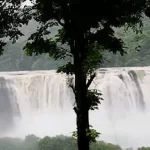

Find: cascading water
<box><xmin>0</xmin><ymin>67</ymin><xmax>150</xmax><ymax>149</ymax></box>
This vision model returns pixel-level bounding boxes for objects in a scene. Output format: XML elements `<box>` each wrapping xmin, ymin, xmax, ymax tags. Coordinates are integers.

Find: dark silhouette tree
<box><xmin>0</xmin><ymin>0</ymin><xmax>30</xmax><ymax>54</ymax></box>
<box><xmin>1</xmin><ymin>0</ymin><xmax>150</xmax><ymax>150</ymax></box>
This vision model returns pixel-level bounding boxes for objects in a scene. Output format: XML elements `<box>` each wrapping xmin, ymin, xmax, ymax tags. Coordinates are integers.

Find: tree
<box><xmin>1</xmin><ymin>1</ymin><xmax>150</xmax><ymax>150</ymax></box>
<box><xmin>0</xmin><ymin>0</ymin><xmax>30</xmax><ymax>54</ymax></box>
<box><xmin>138</xmin><ymin>147</ymin><xmax>150</xmax><ymax>150</ymax></box>
<box><xmin>38</xmin><ymin>136</ymin><xmax>77</xmax><ymax>150</ymax></box>
<box><xmin>23</xmin><ymin>134</ymin><xmax>40</xmax><ymax>150</ymax></box>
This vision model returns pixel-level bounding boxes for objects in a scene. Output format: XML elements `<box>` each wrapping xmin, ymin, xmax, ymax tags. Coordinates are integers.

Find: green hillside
<box><xmin>1</xmin><ymin>17</ymin><xmax>150</xmax><ymax>71</ymax></box>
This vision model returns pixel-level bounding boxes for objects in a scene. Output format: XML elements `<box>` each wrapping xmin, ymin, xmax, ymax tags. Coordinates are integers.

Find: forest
<box><xmin>0</xmin><ymin>134</ymin><xmax>147</xmax><ymax>150</ymax></box>
<box><xmin>1</xmin><ymin>17</ymin><xmax>150</xmax><ymax>72</ymax></box>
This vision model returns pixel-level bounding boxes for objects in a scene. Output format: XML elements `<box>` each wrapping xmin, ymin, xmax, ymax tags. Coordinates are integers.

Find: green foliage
<box><xmin>0</xmin><ymin>135</ymin><xmax>39</xmax><ymax>150</ymax></box>
<box><xmin>38</xmin><ymin>135</ymin><xmax>77</xmax><ymax>150</ymax></box>
<box><xmin>87</xmin><ymin>89</ymin><xmax>103</xmax><ymax>110</ymax></box>
<box><xmin>84</xmin><ymin>43</ymin><xmax>104</xmax><ymax>75</ymax></box>
<box><xmin>102</xmin><ymin>17</ymin><xmax>150</xmax><ymax>67</ymax></box>
<box><xmin>2</xmin><ymin>17</ymin><xmax>150</xmax><ymax>71</ymax></box>
<box><xmin>0</xmin><ymin>0</ymin><xmax>32</xmax><ymax>53</ymax></box>
<box><xmin>57</xmin><ymin>62</ymin><xmax>74</xmax><ymax>75</ymax></box>
<box><xmin>1</xmin><ymin>134</ymin><xmax>150</xmax><ymax>150</ymax></box>
<box><xmin>72</xmin><ymin>131</ymin><xmax>77</xmax><ymax>140</ymax></box>
<box><xmin>91</xmin><ymin>141</ymin><xmax>122</xmax><ymax>150</ymax></box>
<box><xmin>72</xmin><ymin>125</ymin><xmax>100</xmax><ymax>144</ymax></box>
<box><xmin>86</xmin><ymin>127</ymin><xmax>101</xmax><ymax>143</ymax></box>
<box><xmin>138</xmin><ymin>147</ymin><xmax>150</xmax><ymax>150</ymax></box>
<box><xmin>0</xmin><ymin>40</ymin><xmax>66</xmax><ymax>71</ymax></box>
<box><xmin>23</xmin><ymin>134</ymin><xmax>40</xmax><ymax>150</ymax></box>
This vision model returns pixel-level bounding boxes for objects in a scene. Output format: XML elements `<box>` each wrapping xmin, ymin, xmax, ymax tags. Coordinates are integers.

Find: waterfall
<box><xmin>0</xmin><ymin>67</ymin><xmax>150</xmax><ymax>149</ymax></box>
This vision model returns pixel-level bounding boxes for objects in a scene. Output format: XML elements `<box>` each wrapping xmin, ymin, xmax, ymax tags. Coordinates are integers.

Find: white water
<box><xmin>0</xmin><ymin>67</ymin><xmax>150</xmax><ymax>149</ymax></box>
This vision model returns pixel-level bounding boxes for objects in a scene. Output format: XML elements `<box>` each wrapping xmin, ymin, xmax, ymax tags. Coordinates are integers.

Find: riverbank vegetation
<box><xmin>0</xmin><ymin>134</ymin><xmax>147</xmax><ymax>150</ymax></box>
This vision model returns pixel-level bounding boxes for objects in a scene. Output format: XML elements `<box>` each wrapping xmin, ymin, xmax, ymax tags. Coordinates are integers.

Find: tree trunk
<box><xmin>72</xmin><ymin>24</ymin><xmax>90</xmax><ymax>150</ymax></box>
<box><xmin>77</xmin><ymin>106</ymin><xmax>90</xmax><ymax>150</ymax></box>
<box><xmin>75</xmin><ymin>67</ymin><xmax>90</xmax><ymax>150</ymax></box>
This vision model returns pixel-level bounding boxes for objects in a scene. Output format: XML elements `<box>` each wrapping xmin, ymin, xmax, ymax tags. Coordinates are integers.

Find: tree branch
<box><xmin>86</xmin><ymin>73</ymin><xmax>96</xmax><ymax>89</ymax></box>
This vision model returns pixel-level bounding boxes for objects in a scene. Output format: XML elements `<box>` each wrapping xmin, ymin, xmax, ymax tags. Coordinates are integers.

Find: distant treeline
<box><xmin>0</xmin><ymin>134</ymin><xmax>149</xmax><ymax>150</ymax></box>
<box><xmin>1</xmin><ymin>17</ymin><xmax>150</xmax><ymax>72</ymax></box>
<box><xmin>0</xmin><ymin>134</ymin><xmax>122</xmax><ymax>150</ymax></box>
<box><xmin>0</xmin><ymin>134</ymin><xmax>148</xmax><ymax>150</ymax></box>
